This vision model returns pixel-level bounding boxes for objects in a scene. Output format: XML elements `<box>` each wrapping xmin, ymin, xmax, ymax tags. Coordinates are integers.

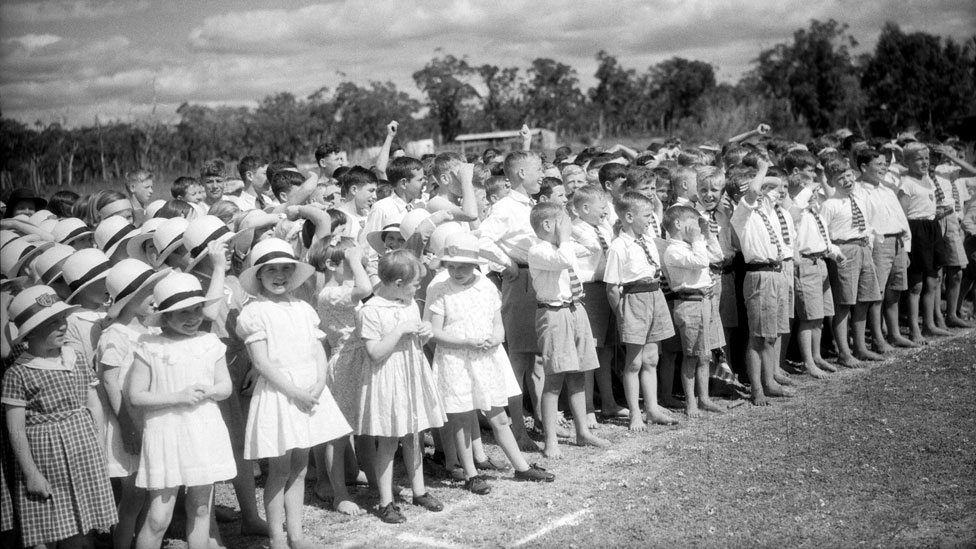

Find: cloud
<box><xmin>0</xmin><ymin>0</ymin><xmax>150</xmax><ymax>22</ymax></box>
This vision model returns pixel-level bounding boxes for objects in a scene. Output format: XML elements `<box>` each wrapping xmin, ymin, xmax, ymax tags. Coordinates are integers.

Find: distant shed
<box><xmin>454</xmin><ymin>128</ymin><xmax>557</xmax><ymax>154</ymax></box>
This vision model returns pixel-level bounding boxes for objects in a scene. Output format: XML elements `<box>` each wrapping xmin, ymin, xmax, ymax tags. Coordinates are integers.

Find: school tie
<box><xmin>707</xmin><ymin>210</ymin><xmax>720</xmax><ymax>238</ymax></box>
<box><xmin>591</xmin><ymin>224</ymin><xmax>610</xmax><ymax>253</ymax></box>
<box><xmin>850</xmin><ymin>197</ymin><xmax>866</xmax><ymax>232</ymax></box>
<box><xmin>568</xmin><ymin>266</ymin><xmax>585</xmax><ymax>301</ymax></box>
<box><xmin>774</xmin><ymin>205</ymin><xmax>792</xmax><ymax>246</ymax></box>
<box><xmin>933</xmin><ymin>178</ymin><xmax>946</xmax><ymax>204</ymax></box>
<box><xmin>405</xmin><ymin>202</ymin><xmax>414</xmax><ymax>212</ymax></box>
<box><xmin>635</xmin><ymin>235</ymin><xmax>659</xmax><ymax>269</ymax></box>
<box><xmin>756</xmin><ymin>207</ymin><xmax>784</xmax><ymax>260</ymax></box>
<box><xmin>811</xmin><ymin>211</ymin><xmax>829</xmax><ymax>247</ymax></box>
<box><xmin>951</xmin><ymin>182</ymin><xmax>961</xmax><ymax>213</ymax></box>
<box><xmin>649</xmin><ymin>213</ymin><xmax>661</xmax><ymax>239</ymax></box>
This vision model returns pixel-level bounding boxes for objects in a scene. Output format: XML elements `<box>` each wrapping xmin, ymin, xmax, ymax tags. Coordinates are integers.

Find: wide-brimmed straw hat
<box><xmin>145</xmin><ymin>272</ymin><xmax>219</xmax><ymax>326</ymax></box>
<box><xmin>438</xmin><ymin>232</ymin><xmax>486</xmax><ymax>266</ymax></box>
<box><xmin>183</xmin><ymin>215</ymin><xmax>241</xmax><ymax>272</ymax></box>
<box><xmin>3</xmin><ymin>188</ymin><xmax>47</xmax><ymax>218</ymax></box>
<box><xmin>106</xmin><ymin>258</ymin><xmax>171</xmax><ymax>318</ymax></box>
<box><xmin>399</xmin><ymin>209</ymin><xmax>435</xmax><ymax>240</ymax></box>
<box><xmin>428</xmin><ymin>221</ymin><xmax>466</xmax><ymax>256</ymax></box>
<box><xmin>151</xmin><ymin>217</ymin><xmax>189</xmax><ymax>268</ymax></box>
<box><xmin>8</xmin><ymin>285</ymin><xmax>78</xmax><ymax>345</ymax></box>
<box><xmin>28</xmin><ymin>210</ymin><xmax>57</xmax><ymax>226</ymax></box>
<box><xmin>0</xmin><ymin>236</ymin><xmax>54</xmax><ymax>279</ymax></box>
<box><xmin>126</xmin><ymin>217</ymin><xmax>166</xmax><ymax>263</ymax></box>
<box><xmin>366</xmin><ymin>223</ymin><xmax>402</xmax><ymax>255</ymax></box>
<box><xmin>98</xmin><ymin>198</ymin><xmax>133</xmax><ymax>220</ymax></box>
<box><xmin>61</xmin><ymin>248</ymin><xmax>111</xmax><ymax>304</ymax></box>
<box><xmin>144</xmin><ymin>199</ymin><xmax>167</xmax><ymax>219</ymax></box>
<box><xmin>52</xmin><ymin>217</ymin><xmax>93</xmax><ymax>246</ymax></box>
<box><xmin>0</xmin><ymin>230</ymin><xmax>20</xmax><ymax>249</ymax></box>
<box><xmin>94</xmin><ymin>216</ymin><xmax>138</xmax><ymax>257</ymax></box>
<box><xmin>31</xmin><ymin>243</ymin><xmax>76</xmax><ymax>285</ymax></box>
<box><xmin>239</xmin><ymin>237</ymin><xmax>315</xmax><ymax>296</ymax></box>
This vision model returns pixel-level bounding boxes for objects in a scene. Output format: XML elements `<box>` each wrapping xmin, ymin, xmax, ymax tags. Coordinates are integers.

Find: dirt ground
<box><xmin>185</xmin><ymin>328</ymin><xmax>976</xmax><ymax>548</ymax></box>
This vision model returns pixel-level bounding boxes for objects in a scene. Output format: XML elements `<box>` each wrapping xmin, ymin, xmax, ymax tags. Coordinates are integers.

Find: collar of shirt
<box><xmin>19</xmin><ymin>348</ymin><xmax>75</xmax><ymax>371</ymax></box>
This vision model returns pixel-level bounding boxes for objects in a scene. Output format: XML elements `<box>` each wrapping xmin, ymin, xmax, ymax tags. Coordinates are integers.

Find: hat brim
<box><xmin>107</xmin><ymin>267</ymin><xmax>172</xmax><ymax>319</ymax></box>
<box><xmin>103</xmin><ymin>232</ymin><xmax>136</xmax><ymax>257</ymax></box>
<box><xmin>153</xmin><ymin>238</ymin><xmax>185</xmax><ymax>269</ymax></box>
<box><xmin>9</xmin><ymin>241</ymin><xmax>54</xmax><ymax>279</ymax></box>
<box><xmin>65</xmin><ymin>270</ymin><xmax>109</xmax><ymax>304</ymax></box>
<box><xmin>144</xmin><ymin>294</ymin><xmax>222</xmax><ymax>327</ymax></box>
<box><xmin>239</xmin><ymin>259</ymin><xmax>315</xmax><ymax>296</ymax></box>
<box><xmin>366</xmin><ymin>230</ymin><xmax>398</xmax><ymax>256</ymax></box>
<box><xmin>437</xmin><ymin>255</ymin><xmax>486</xmax><ymax>266</ymax></box>
<box><xmin>59</xmin><ymin>229</ymin><xmax>93</xmax><ymax>246</ymax></box>
<box><xmin>11</xmin><ymin>302</ymin><xmax>79</xmax><ymax>345</ymax></box>
<box><xmin>0</xmin><ymin>275</ymin><xmax>29</xmax><ymax>289</ymax></box>
<box><xmin>126</xmin><ymin>233</ymin><xmax>155</xmax><ymax>262</ymax></box>
<box><xmin>185</xmin><ymin>231</ymin><xmax>243</xmax><ymax>273</ymax></box>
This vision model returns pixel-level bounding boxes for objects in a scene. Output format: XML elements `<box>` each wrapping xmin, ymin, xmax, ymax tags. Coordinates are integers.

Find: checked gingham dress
<box><xmin>0</xmin><ymin>348</ymin><xmax>117</xmax><ymax>547</ymax></box>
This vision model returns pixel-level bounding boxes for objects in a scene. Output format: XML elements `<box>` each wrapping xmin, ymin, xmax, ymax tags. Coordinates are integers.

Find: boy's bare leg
<box><xmin>763</xmin><ymin>336</ymin><xmax>794</xmax><ymax>397</ymax></box>
<box><xmin>810</xmin><ymin>319</ymin><xmax>836</xmax><ymax>372</ymax></box>
<box><xmin>622</xmin><ymin>343</ymin><xmax>647</xmax><ymax>431</ymax></box>
<box><xmin>922</xmin><ymin>273</ymin><xmax>951</xmax><ymax>336</ymax></box>
<box><xmin>541</xmin><ymin>372</ymin><xmax>566</xmax><ymax>458</ymax></box>
<box><xmin>595</xmin><ymin>346</ymin><xmax>627</xmax><ymax>417</ymax></box>
<box><xmin>324</xmin><ymin>439</ymin><xmax>363</xmax><ymax>516</ymax></box>
<box><xmin>868</xmin><ymin>300</ymin><xmax>893</xmax><ymax>353</ymax></box>
<box><xmin>955</xmin><ymin>268</ymin><xmax>975</xmax><ymax>320</ymax></box>
<box><xmin>775</xmin><ymin>322</ymin><xmax>795</xmax><ymax>386</ymax></box>
<box><xmin>584</xmin><ymin>370</ymin><xmax>598</xmax><ymax>427</ymax></box>
<box><xmin>882</xmin><ymin>287</ymin><xmax>915</xmax><ymax>347</ymax></box>
<box><xmin>680</xmin><ymin>354</ymin><xmax>699</xmax><ymax>417</ymax></box>
<box><xmin>639</xmin><ymin>343</ymin><xmax>677</xmax><ymax>425</ymax></box>
<box><xmin>696</xmin><ymin>357</ymin><xmax>725</xmax><ymax>414</ymax></box>
<box><xmin>508</xmin><ymin>351</ymin><xmax>541</xmax><ymax>451</ymax></box>
<box><xmin>906</xmin><ymin>276</ymin><xmax>926</xmax><ymax>343</ymax></box>
<box><xmin>565</xmin><ymin>372</ymin><xmax>610</xmax><ymax>448</ymax></box>
<box><xmin>657</xmin><ymin>348</ymin><xmax>683</xmax><ymax>408</ymax></box>
<box><xmin>746</xmin><ymin>336</ymin><xmax>769</xmax><ymax>406</ymax></box>
<box><xmin>852</xmin><ymin>302</ymin><xmax>884</xmax><ymax>361</ymax></box>
<box><xmin>831</xmin><ymin>304</ymin><xmax>860</xmax><ymax>367</ymax></box>
<box><xmin>944</xmin><ymin>266</ymin><xmax>972</xmax><ymax>327</ymax></box>
<box><xmin>798</xmin><ymin>319</ymin><xmax>829</xmax><ymax>379</ymax></box>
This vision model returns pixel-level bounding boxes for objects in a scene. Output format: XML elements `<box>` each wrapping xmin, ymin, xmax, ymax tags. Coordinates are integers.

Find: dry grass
<box><xmin>179</xmin><ymin>329</ymin><xmax>976</xmax><ymax>548</ymax></box>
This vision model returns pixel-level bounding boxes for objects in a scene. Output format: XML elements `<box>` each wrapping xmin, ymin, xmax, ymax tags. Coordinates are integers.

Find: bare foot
<box><xmin>837</xmin><ymin>354</ymin><xmax>862</xmax><ymax>368</ymax></box>
<box><xmin>751</xmin><ymin>391</ymin><xmax>770</xmax><ymax>406</ymax></box>
<box><xmin>909</xmin><ymin>333</ymin><xmax>928</xmax><ymax>345</ymax></box>
<box><xmin>889</xmin><ymin>335</ymin><xmax>917</xmax><ymax>348</ymax></box>
<box><xmin>577</xmin><ymin>432</ymin><xmax>611</xmax><ymax>448</ymax></box>
<box><xmin>659</xmin><ymin>396</ymin><xmax>685</xmax><ymax>409</ymax></box>
<box><xmin>805</xmin><ymin>363</ymin><xmax>830</xmax><ymax>379</ymax></box>
<box><xmin>599</xmin><ymin>406</ymin><xmax>629</xmax><ymax>419</ymax></box>
<box><xmin>542</xmin><ymin>444</ymin><xmax>563</xmax><ymax>459</ymax></box>
<box><xmin>628</xmin><ymin>416</ymin><xmax>647</xmax><ymax>432</ymax></box>
<box><xmin>270</xmin><ymin>535</ymin><xmax>289</xmax><ymax>549</ymax></box>
<box><xmin>700</xmin><ymin>399</ymin><xmax>726</xmax><ymax>414</ymax></box>
<box><xmin>946</xmin><ymin>317</ymin><xmax>973</xmax><ymax>328</ymax></box>
<box><xmin>872</xmin><ymin>341</ymin><xmax>893</xmax><ymax>354</ymax></box>
<box><xmin>334</xmin><ymin>499</ymin><xmax>365</xmax><ymax>516</ymax></box>
<box><xmin>240</xmin><ymin>516</ymin><xmax>270</xmax><ymax>537</ymax></box>
<box><xmin>764</xmin><ymin>383</ymin><xmax>796</xmax><ymax>398</ymax></box>
<box><xmin>586</xmin><ymin>413</ymin><xmax>599</xmax><ymax>430</ymax></box>
<box><xmin>288</xmin><ymin>536</ymin><xmax>320</xmax><ymax>549</ymax></box>
<box><xmin>647</xmin><ymin>407</ymin><xmax>679</xmax><ymax>425</ymax></box>
<box><xmin>815</xmin><ymin>358</ymin><xmax>837</xmax><ymax>372</ymax></box>
<box><xmin>854</xmin><ymin>349</ymin><xmax>884</xmax><ymax>362</ymax></box>
<box><xmin>922</xmin><ymin>326</ymin><xmax>951</xmax><ymax>337</ymax></box>
<box><xmin>685</xmin><ymin>405</ymin><xmax>701</xmax><ymax>418</ymax></box>
<box><xmin>774</xmin><ymin>374</ymin><xmax>795</xmax><ymax>386</ymax></box>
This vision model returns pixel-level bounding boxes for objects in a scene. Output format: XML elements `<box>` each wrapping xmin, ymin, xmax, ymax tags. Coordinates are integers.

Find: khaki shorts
<box><xmin>615</xmin><ymin>289</ymin><xmax>675</xmax><ymax>345</ymax></box>
<box><xmin>673</xmin><ymin>297</ymin><xmax>724</xmax><ymax>357</ymax></box>
<box><xmin>744</xmin><ymin>270</ymin><xmax>790</xmax><ymax>338</ymax></box>
<box><xmin>940</xmin><ymin>215</ymin><xmax>969</xmax><ymax>268</ymax></box>
<box><xmin>828</xmin><ymin>243</ymin><xmax>882</xmax><ymax>305</ymax></box>
<box><xmin>872</xmin><ymin>236</ymin><xmax>909</xmax><ymax>292</ymax></box>
<box><xmin>794</xmin><ymin>256</ymin><xmax>834</xmax><ymax>321</ymax></box>
<box><xmin>536</xmin><ymin>305</ymin><xmax>599</xmax><ymax>375</ymax></box>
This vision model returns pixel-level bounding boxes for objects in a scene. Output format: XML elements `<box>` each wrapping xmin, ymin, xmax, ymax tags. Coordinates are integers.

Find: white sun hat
<box><xmin>144</xmin><ymin>199</ymin><xmax>167</xmax><ymax>219</ymax></box>
<box><xmin>94</xmin><ymin>216</ymin><xmax>138</xmax><ymax>257</ymax></box>
<box><xmin>183</xmin><ymin>215</ymin><xmax>239</xmax><ymax>272</ymax></box>
<box><xmin>106</xmin><ymin>258</ymin><xmax>171</xmax><ymax>318</ymax></box>
<box><xmin>366</xmin><ymin>223</ymin><xmax>402</xmax><ymax>255</ymax></box>
<box><xmin>126</xmin><ymin>217</ymin><xmax>167</xmax><ymax>263</ymax></box>
<box><xmin>8</xmin><ymin>285</ymin><xmax>79</xmax><ymax>345</ymax></box>
<box><xmin>438</xmin><ymin>232</ymin><xmax>486</xmax><ymax>266</ymax></box>
<box><xmin>427</xmin><ymin>221</ymin><xmax>466</xmax><ymax>256</ymax></box>
<box><xmin>145</xmin><ymin>272</ymin><xmax>219</xmax><ymax>326</ymax></box>
<box><xmin>31</xmin><ymin>243</ymin><xmax>76</xmax><ymax>286</ymax></box>
<box><xmin>1</xmin><ymin>236</ymin><xmax>54</xmax><ymax>279</ymax></box>
<box><xmin>61</xmin><ymin>248</ymin><xmax>111</xmax><ymax>304</ymax></box>
<box><xmin>239</xmin><ymin>237</ymin><xmax>315</xmax><ymax>296</ymax></box>
<box><xmin>151</xmin><ymin>217</ymin><xmax>190</xmax><ymax>268</ymax></box>
<box><xmin>98</xmin><ymin>198</ymin><xmax>133</xmax><ymax>220</ymax></box>
<box><xmin>28</xmin><ymin>209</ymin><xmax>57</xmax><ymax>226</ymax></box>
<box><xmin>52</xmin><ymin>217</ymin><xmax>93</xmax><ymax>246</ymax></box>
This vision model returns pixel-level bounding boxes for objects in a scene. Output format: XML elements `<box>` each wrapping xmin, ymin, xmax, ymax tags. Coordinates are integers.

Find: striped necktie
<box><xmin>850</xmin><ymin>197</ymin><xmax>866</xmax><ymax>232</ymax></box>
<box><xmin>933</xmin><ymin>178</ymin><xmax>946</xmax><ymax>204</ymax></box>
<box><xmin>649</xmin><ymin>213</ymin><xmax>661</xmax><ymax>239</ymax></box>
<box><xmin>591</xmin><ymin>224</ymin><xmax>609</xmax><ymax>252</ymax></box>
<box><xmin>756</xmin><ymin>207</ymin><xmax>784</xmax><ymax>260</ymax></box>
<box><xmin>811</xmin><ymin>210</ymin><xmax>829</xmax><ymax>246</ymax></box>
<box><xmin>707</xmin><ymin>210</ymin><xmax>720</xmax><ymax>238</ymax></box>
<box><xmin>568</xmin><ymin>266</ymin><xmax>585</xmax><ymax>301</ymax></box>
<box><xmin>774</xmin><ymin>205</ymin><xmax>792</xmax><ymax>246</ymax></box>
<box><xmin>951</xmin><ymin>181</ymin><xmax>961</xmax><ymax>213</ymax></box>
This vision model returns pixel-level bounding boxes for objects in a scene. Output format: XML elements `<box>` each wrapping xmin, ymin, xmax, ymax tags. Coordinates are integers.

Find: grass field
<box><xmin>189</xmin><ymin>328</ymin><xmax>976</xmax><ymax>549</ymax></box>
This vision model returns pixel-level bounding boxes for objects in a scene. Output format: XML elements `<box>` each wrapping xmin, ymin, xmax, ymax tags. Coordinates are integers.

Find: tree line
<box><xmin>1</xmin><ymin>20</ymin><xmax>973</xmax><ymax>192</ymax></box>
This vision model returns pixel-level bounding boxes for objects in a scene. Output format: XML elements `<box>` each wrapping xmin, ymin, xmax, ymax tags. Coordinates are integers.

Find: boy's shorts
<box><xmin>828</xmin><ymin>243</ymin><xmax>882</xmax><ymax>306</ymax></box>
<box><xmin>501</xmin><ymin>267</ymin><xmax>539</xmax><ymax>353</ymax></box>
<box><xmin>615</xmin><ymin>288</ymin><xmax>675</xmax><ymax>345</ymax></box>
<box><xmin>940</xmin><ymin>215</ymin><xmax>969</xmax><ymax>268</ymax></box>
<box><xmin>908</xmin><ymin>219</ymin><xmax>947</xmax><ymax>276</ymax></box>
<box><xmin>744</xmin><ymin>269</ymin><xmax>790</xmax><ymax>338</ymax></box>
<box><xmin>715</xmin><ymin>270</ymin><xmax>738</xmax><ymax>328</ymax></box>
<box><xmin>782</xmin><ymin>258</ymin><xmax>795</xmax><ymax>319</ymax></box>
<box><xmin>793</xmin><ymin>256</ymin><xmax>834</xmax><ymax>321</ymax></box>
<box><xmin>535</xmin><ymin>304</ymin><xmax>598</xmax><ymax>375</ymax></box>
<box><xmin>872</xmin><ymin>235</ymin><xmax>909</xmax><ymax>292</ymax></box>
<box><xmin>581</xmin><ymin>281</ymin><xmax>613</xmax><ymax>348</ymax></box>
<box><xmin>673</xmin><ymin>294</ymin><xmax>724</xmax><ymax>357</ymax></box>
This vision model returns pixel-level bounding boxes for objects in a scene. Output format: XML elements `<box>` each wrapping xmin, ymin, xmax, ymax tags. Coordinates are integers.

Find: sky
<box><xmin>1</xmin><ymin>0</ymin><xmax>973</xmax><ymax>128</ymax></box>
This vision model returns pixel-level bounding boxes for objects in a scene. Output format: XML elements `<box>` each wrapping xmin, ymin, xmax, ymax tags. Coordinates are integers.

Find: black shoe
<box><xmin>514</xmin><ymin>463</ymin><xmax>555</xmax><ymax>482</ymax></box>
<box><xmin>412</xmin><ymin>492</ymin><xmax>444</xmax><ymax>512</ymax></box>
<box><xmin>475</xmin><ymin>457</ymin><xmax>511</xmax><ymax>472</ymax></box>
<box><xmin>378</xmin><ymin>502</ymin><xmax>406</xmax><ymax>524</ymax></box>
<box><xmin>464</xmin><ymin>476</ymin><xmax>491</xmax><ymax>495</ymax></box>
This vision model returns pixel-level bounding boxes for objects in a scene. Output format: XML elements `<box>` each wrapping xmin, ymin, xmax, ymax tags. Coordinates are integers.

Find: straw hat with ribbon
<box><xmin>427</xmin><ymin>221</ymin><xmax>466</xmax><ymax>256</ymax></box>
<box><xmin>126</xmin><ymin>217</ymin><xmax>167</xmax><ymax>263</ymax></box>
<box><xmin>94</xmin><ymin>216</ymin><xmax>138</xmax><ymax>257</ymax></box>
<box><xmin>144</xmin><ymin>199</ymin><xmax>167</xmax><ymax>219</ymax></box>
<box><xmin>151</xmin><ymin>217</ymin><xmax>189</xmax><ymax>268</ymax></box>
<box><xmin>0</xmin><ymin>236</ymin><xmax>54</xmax><ymax>279</ymax></box>
<box><xmin>52</xmin><ymin>217</ymin><xmax>93</xmax><ymax>246</ymax></box>
<box><xmin>398</xmin><ymin>209</ymin><xmax>436</xmax><ymax>241</ymax></box>
<box><xmin>61</xmin><ymin>248</ymin><xmax>111</xmax><ymax>304</ymax></box>
<box><xmin>0</xmin><ymin>229</ymin><xmax>20</xmax><ymax>249</ymax></box>
<box><xmin>31</xmin><ymin>243</ymin><xmax>76</xmax><ymax>286</ymax></box>
<box><xmin>146</xmin><ymin>272</ymin><xmax>219</xmax><ymax>326</ymax></box>
<box><xmin>438</xmin><ymin>232</ymin><xmax>486</xmax><ymax>266</ymax></box>
<box><xmin>239</xmin><ymin>237</ymin><xmax>315</xmax><ymax>296</ymax></box>
<box><xmin>183</xmin><ymin>215</ymin><xmax>239</xmax><ymax>272</ymax></box>
<box><xmin>8</xmin><ymin>285</ymin><xmax>78</xmax><ymax>345</ymax></box>
<box><xmin>366</xmin><ymin>222</ymin><xmax>402</xmax><ymax>255</ymax></box>
<box><xmin>106</xmin><ymin>259</ymin><xmax>171</xmax><ymax>318</ymax></box>
<box><xmin>98</xmin><ymin>198</ymin><xmax>133</xmax><ymax>221</ymax></box>
<box><xmin>28</xmin><ymin>210</ymin><xmax>57</xmax><ymax>226</ymax></box>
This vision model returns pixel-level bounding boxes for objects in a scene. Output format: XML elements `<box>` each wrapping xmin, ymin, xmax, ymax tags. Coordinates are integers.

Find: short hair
<box><xmin>722</xmin><ymin>146</ymin><xmax>749</xmax><ymax>169</ymax></box>
<box><xmin>663</xmin><ymin>204</ymin><xmax>700</xmax><ymax>235</ymax></box>
<box><xmin>571</xmin><ymin>184</ymin><xmax>607</xmax><ymax>211</ymax></box>
<box><xmin>306</xmin><ymin>235</ymin><xmax>357</xmax><ymax>272</ymax></box>
<box><xmin>471</xmin><ymin>162</ymin><xmax>491</xmax><ymax>187</ymax></box>
<box><xmin>200</xmin><ymin>159</ymin><xmax>225</xmax><ymax>180</ymax></box>
<box><xmin>314</xmin><ymin>143</ymin><xmax>341</xmax><ymax>163</ymax></box>
<box><xmin>560</xmin><ymin>163</ymin><xmax>584</xmax><ymax>180</ymax></box>
<box><xmin>529</xmin><ymin>201</ymin><xmax>565</xmax><ymax>233</ymax></box>
<box><xmin>326</xmin><ymin>208</ymin><xmax>348</xmax><ymax>233</ymax></box>
<box><xmin>677</xmin><ymin>149</ymin><xmax>707</xmax><ymax>167</ymax></box>
<box><xmin>431</xmin><ymin>152</ymin><xmax>464</xmax><ymax>182</ymax></box>
<box><xmin>503</xmin><ymin>151</ymin><xmax>539</xmax><ymax>181</ymax></box>
<box><xmin>783</xmin><ymin>149</ymin><xmax>818</xmax><ymax>173</ymax></box>
<box><xmin>237</xmin><ymin>155</ymin><xmax>267</xmax><ymax>180</ymax></box>
<box><xmin>823</xmin><ymin>158</ymin><xmax>850</xmax><ymax>181</ymax></box>
<box><xmin>47</xmin><ymin>190</ymin><xmax>79</xmax><ymax>218</ymax></box>
<box><xmin>271</xmin><ymin>170</ymin><xmax>306</xmax><ymax>200</ymax></box>
<box><xmin>482</xmin><ymin>148</ymin><xmax>502</xmax><ymax>164</ymax></box>
<box><xmin>670</xmin><ymin>166</ymin><xmax>696</xmax><ymax>191</ymax></box>
<box><xmin>332</xmin><ymin>166</ymin><xmax>352</xmax><ymax>181</ymax></box>
<box><xmin>622</xmin><ymin>166</ymin><xmax>656</xmax><ymax>192</ymax></box>
<box><xmin>598</xmin><ymin>163</ymin><xmax>627</xmax><ymax>186</ymax></box>
<box><xmin>125</xmin><ymin>168</ymin><xmax>151</xmax><ymax>187</ymax></box>
<box><xmin>613</xmin><ymin>191</ymin><xmax>654</xmax><ymax>219</ymax></box>
<box><xmin>156</xmin><ymin>200</ymin><xmax>193</xmax><ymax>219</ymax></box>
<box><xmin>386</xmin><ymin>156</ymin><xmax>423</xmax><ymax>185</ymax></box>
<box><xmin>375</xmin><ymin>182</ymin><xmax>394</xmax><ymax>200</ymax></box>
<box><xmin>207</xmin><ymin>200</ymin><xmax>240</xmax><ymax>226</ymax></box>
<box><xmin>377</xmin><ymin>248</ymin><xmax>423</xmax><ymax>284</ymax></box>
<box><xmin>338</xmin><ymin>166</ymin><xmax>378</xmax><ymax>197</ymax></box>
<box><xmin>726</xmin><ymin>165</ymin><xmax>756</xmax><ymax>195</ymax></box>
<box><xmin>533</xmin><ymin>177</ymin><xmax>562</xmax><ymax>201</ymax></box>
<box><xmin>71</xmin><ymin>194</ymin><xmax>95</xmax><ymax>225</ymax></box>
<box><xmin>554</xmin><ymin>146</ymin><xmax>572</xmax><ymax>163</ymax></box>
<box><xmin>855</xmin><ymin>148</ymin><xmax>883</xmax><ymax>171</ymax></box>
<box><xmin>171</xmin><ymin>176</ymin><xmax>200</xmax><ymax>199</ymax></box>
<box><xmin>587</xmin><ymin>154</ymin><xmax>614</xmax><ymax>174</ymax></box>
<box><xmin>695</xmin><ymin>166</ymin><xmax>725</xmax><ymax>191</ymax></box>
<box><xmin>903</xmin><ymin>142</ymin><xmax>928</xmax><ymax>162</ymax></box>
<box><xmin>265</xmin><ymin>159</ymin><xmax>297</xmax><ymax>187</ymax></box>
<box><xmin>484</xmin><ymin>176</ymin><xmax>508</xmax><ymax>199</ymax></box>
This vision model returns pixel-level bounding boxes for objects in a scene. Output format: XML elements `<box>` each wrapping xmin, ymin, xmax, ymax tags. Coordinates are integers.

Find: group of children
<box><xmin>1</xmin><ymin>121</ymin><xmax>974</xmax><ymax>548</ymax></box>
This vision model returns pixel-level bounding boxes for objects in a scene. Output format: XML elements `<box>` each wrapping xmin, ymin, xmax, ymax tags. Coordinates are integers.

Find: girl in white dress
<box><xmin>127</xmin><ymin>273</ymin><xmax>236</xmax><ymax>549</ymax></box>
<box><xmin>97</xmin><ymin>259</ymin><xmax>168</xmax><ymax>549</ymax></box>
<box><xmin>357</xmin><ymin>250</ymin><xmax>446</xmax><ymax>524</ymax></box>
<box><xmin>428</xmin><ymin>233</ymin><xmax>554</xmax><ymax>495</ymax></box>
<box><xmin>237</xmin><ymin>238</ymin><xmax>355</xmax><ymax>547</ymax></box>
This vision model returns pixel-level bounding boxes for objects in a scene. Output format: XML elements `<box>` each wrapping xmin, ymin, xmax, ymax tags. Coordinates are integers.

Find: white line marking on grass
<box><xmin>397</xmin><ymin>533</ymin><xmax>463</xmax><ymax>548</ymax></box>
<box><xmin>509</xmin><ymin>509</ymin><xmax>591</xmax><ymax>547</ymax></box>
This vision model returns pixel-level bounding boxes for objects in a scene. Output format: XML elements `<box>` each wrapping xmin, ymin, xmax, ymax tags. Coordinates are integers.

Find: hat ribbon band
<box><xmin>254</xmin><ymin>250</ymin><xmax>297</xmax><ymax>266</ymax></box>
<box><xmin>60</xmin><ymin>226</ymin><xmax>90</xmax><ymax>243</ymax></box>
<box><xmin>68</xmin><ymin>262</ymin><xmax>110</xmax><ymax>293</ymax></box>
<box><xmin>157</xmin><ymin>289</ymin><xmax>204</xmax><ymax>312</ymax></box>
<box><xmin>113</xmin><ymin>269</ymin><xmax>154</xmax><ymax>305</ymax></box>
<box><xmin>103</xmin><ymin>224</ymin><xmax>137</xmax><ymax>252</ymax></box>
<box><xmin>190</xmin><ymin>226</ymin><xmax>231</xmax><ymax>258</ymax></box>
<box><xmin>40</xmin><ymin>263</ymin><xmax>64</xmax><ymax>285</ymax></box>
<box><xmin>443</xmin><ymin>248</ymin><xmax>480</xmax><ymax>260</ymax></box>
<box><xmin>13</xmin><ymin>295</ymin><xmax>61</xmax><ymax>328</ymax></box>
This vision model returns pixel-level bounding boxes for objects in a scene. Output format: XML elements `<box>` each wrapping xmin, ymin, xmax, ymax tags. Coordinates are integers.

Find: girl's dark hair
<box><xmin>326</xmin><ymin>208</ymin><xmax>348</xmax><ymax>233</ymax></box>
<box><xmin>47</xmin><ymin>190</ymin><xmax>80</xmax><ymax>218</ymax></box>
<box><xmin>306</xmin><ymin>236</ymin><xmax>357</xmax><ymax>272</ymax></box>
<box><xmin>156</xmin><ymin>200</ymin><xmax>193</xmax><ymax>219</ymax></box>
<box><xmin>377</xmin><ymin>249</ymin><xmax>423</xmax><ymax>285</ymax></box>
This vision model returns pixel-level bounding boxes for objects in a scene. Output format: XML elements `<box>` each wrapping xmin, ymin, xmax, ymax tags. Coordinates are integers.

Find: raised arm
<box><xmin>727</xmin><ymin>123</ymin><xmax>770</xmax><ymax>145</ymax></box>
<box><xmin>375</xmin><ymin>120</ymin><xmax>398</xmax><ymax>178</ymax></box>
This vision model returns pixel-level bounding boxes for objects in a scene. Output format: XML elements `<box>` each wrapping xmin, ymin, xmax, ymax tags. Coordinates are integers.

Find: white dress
<box><xmin>135</xmin><ymin>333</ymin><xmax>236</xmax><ymax>489</ymax></box>
<box><xmin>238</xmin><ymin>296</ymin><xmax>352</xmax><ymax>459</ymax></box>
<box><xmin>318</xmin><ymin>283</ymin><xmax>366</xmax><ymax>427</ymax></box>
<box><xmin>427</xmin><ymin>274</ymin><xmax>521</xmax><ymax>413</ymax></box>
<box><xmin>356</xmin><ymin>296</ymin><xmax>446</xmax><ymax>437</ymax></box>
